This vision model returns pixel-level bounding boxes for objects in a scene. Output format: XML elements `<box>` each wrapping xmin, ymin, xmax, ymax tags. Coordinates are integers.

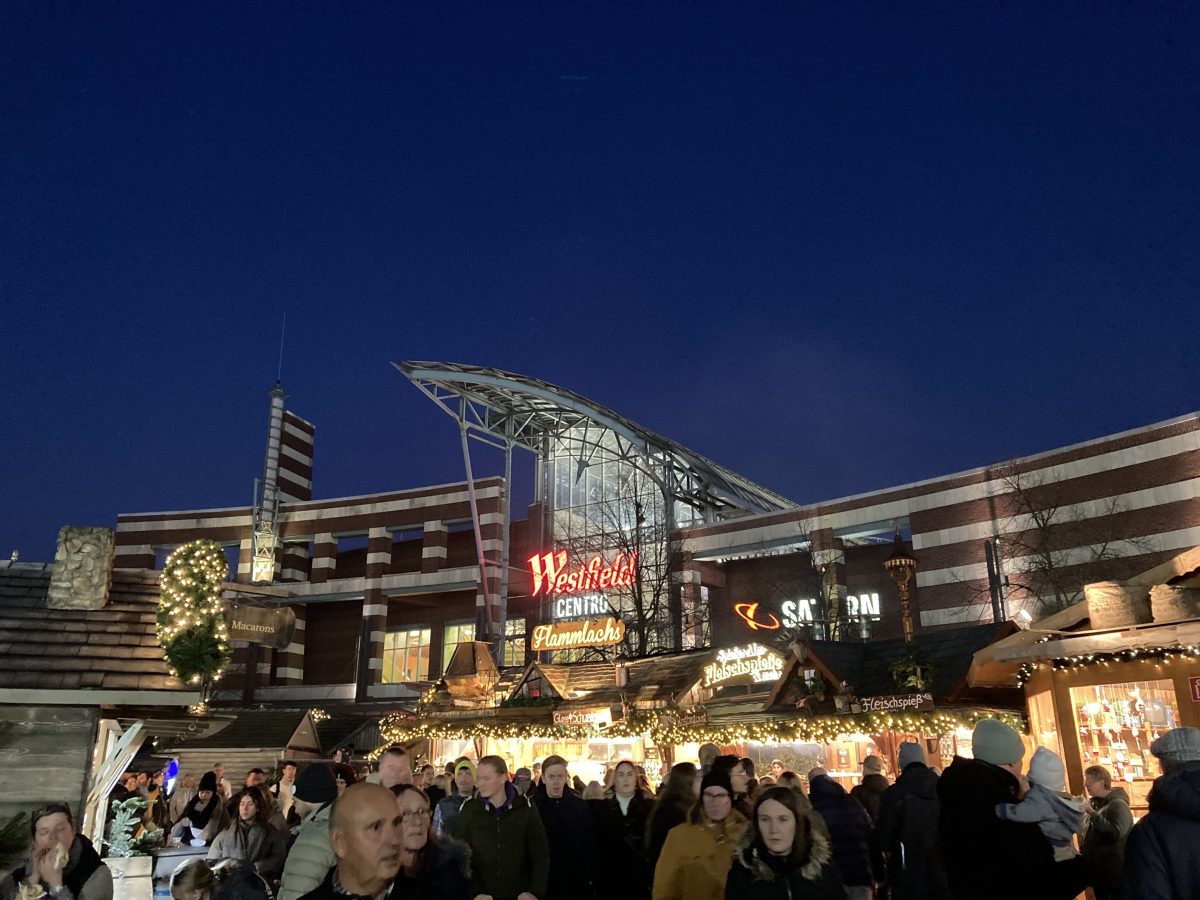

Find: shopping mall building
<box><xmin>111</xmin><ymin>364</ymin><xmax>1200</xmax><ymax>691</ymax></box>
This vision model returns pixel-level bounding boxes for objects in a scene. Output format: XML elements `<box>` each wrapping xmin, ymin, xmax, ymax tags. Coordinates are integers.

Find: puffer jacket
<box><xmin>652</xmin><ymin>810</ymin><xmax>747</xmax><ymax>900</ymax></box>
<box><xmin>277</xmin><ymin>802</ymin><xmax>335</xmax><ymax>900</ymax></box>
<box><xmin>806</xmin><ymin>775</ymin><xmax>873</xmax><ymax>889</ymax></box>
<box><xmin>1120</xmin><ymin>761</ymin><xmax>1200</xmax><ymax>900</ymax></box>
<box><xmin>996</xmin><ymin>783</ymin><xmax>1084</xmax><ymax>858</ymax></box>
<box><xmin>723</xmin><ymin>819</ymin><xmax>843</xmax><ymax>900</ymax></box>
<box><xmin>1080</xmin><ymin>786</ymin><xmax>1131</xmax><ymax>900</ymax></box>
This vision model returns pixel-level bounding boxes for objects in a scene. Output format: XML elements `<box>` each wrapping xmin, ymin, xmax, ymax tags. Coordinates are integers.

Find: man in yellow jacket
<box><xmin>652</xmin><ymin>769</ymin><xmax>747</xmax><ymax>900</ymax></box>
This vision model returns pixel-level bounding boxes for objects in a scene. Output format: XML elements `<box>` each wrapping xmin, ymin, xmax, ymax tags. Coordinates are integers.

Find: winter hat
<box><xmin>1027</xmin><ymin>747</ymin><xmax>1066</xmax><ymax>792</ymax></box>
<box><xmin>862</xmin><ymin>755</ymin><xmax>885</xmax><ymax>775</ymax></box>
<box><xmin>972</xmin><ymin>719</ymin><xmax>1025</xmax><ymax>767</ymax></box>
<box><xmin>807</xmin><ymin>767</ymin><xmax>828</xmax><ymax>782</ymax></box>
<box><xmin>700</xmin><ymin>769</ymin><xmax>733</xmax><ymax>797</ymax></box>
<box><xmin>1150</xmin><ymin>727</ymin><xmax>1200</xmax><ymax>772</ymax></box>
<box><xmin>897</xmin><ymin>742</ymin><xmax>926</xmax><ymax>770</ymax></box>
<box><xmin>454</xmin><ymin>760</ymin><xmax>477</xmax><ymax>777</ymax></box>
<box><xmin>293</xmin><ymin>763</ymin><xmax>337</xmax><ymax>805</ymax></box>
<box><xmin>198</xmin><ymin>771</ymin><xmax>218</xmax><ymax>793</ymax></box>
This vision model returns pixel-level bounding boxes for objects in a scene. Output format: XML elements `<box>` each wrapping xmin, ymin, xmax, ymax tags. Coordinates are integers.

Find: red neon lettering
<box><xmin>527</xmin><ymin>551</ymin><xmax>638</xmax><ymax>596</ymax></box>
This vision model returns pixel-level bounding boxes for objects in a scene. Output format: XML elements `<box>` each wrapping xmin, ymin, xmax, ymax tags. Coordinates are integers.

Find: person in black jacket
<box><xmin>1119</xmin><ymin>726</ymin><xmax>1200</xmax><ymax>900</ymax></box>
<box><xmin>876</xmin><ymin>742</ymin><xmax>950</xmax><ymax>900</ymax></box>
<box><xmin>645</xmin><ymin>762</ymin><xmax>698</xmax><ymax>872</ymax></box>
<box><xmin>724</xmin><ymin>786</ymin><xmax>843</xmax><ymax>900</ymax></box>
<box><xmin>390</xmin><ymin>785</ymin><xmax>471</xmax><ymax>900</ymax></box>
<box><xmin>592</xmin><ymin>760</ymin><xmax>654</xmax><ymax>900</ymax></box>
<box><xmin>806</xmin><ymin>769</ymin><xmax>874</xmax><ymax>899</ymax></box>
<box><xmin>1080</xmin><ymin>765</ymin><xmax>1131</xmax><ymax>900</ymax></box>
<box><xmin>938</xmin><ymin>719</ymin><xmax>1086</xmax><ymax>900</ymax></box>
<box><xmin>532</xmin><ymin>755</ymin><xmax>597</xmax><ymax>900</ymax></box>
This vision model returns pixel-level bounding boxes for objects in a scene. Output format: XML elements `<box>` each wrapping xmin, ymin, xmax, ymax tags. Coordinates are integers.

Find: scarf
<box><xmin>232</xmin><ymin>820</ymin><xmax>266</xmax><ymax>863</ymax></box>
<box><xmin>185</xmin><ymin>794</ymin><xmax>218</xmax><ymax>830</ymax></box>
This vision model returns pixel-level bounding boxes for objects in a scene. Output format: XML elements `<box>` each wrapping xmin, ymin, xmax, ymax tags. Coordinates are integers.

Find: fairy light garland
<box><xmin>378</xmin><ymin>707</ymin><xmax>1024</xmax><ymax>746</ymax></box>
<box><xmin>1016</xmin><ymin>644</ymin><xmax>1200</xmax><ymax>687</ymax></box>
<box><xmin>157</xmin><ymin>540</ymin><xmax>231</xmax><ymax>687</ymax></box>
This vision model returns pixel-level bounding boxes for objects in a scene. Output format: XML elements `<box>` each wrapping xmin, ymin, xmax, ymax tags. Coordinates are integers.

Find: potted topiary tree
<box><xmin>103</xmin><ymin>797</ymin><xmax>161</xmax><ymax>900</ymax></box>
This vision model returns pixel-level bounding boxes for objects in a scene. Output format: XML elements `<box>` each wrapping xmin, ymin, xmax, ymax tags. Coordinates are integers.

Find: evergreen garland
<box><xmin>157</xmin><ymin>540</ymin><xmax>230</xmax><ymax>686</ymax></box>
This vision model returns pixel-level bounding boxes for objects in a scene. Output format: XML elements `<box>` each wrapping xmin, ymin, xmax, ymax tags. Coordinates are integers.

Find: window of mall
<box><xmin>382</xmin><ymin>626</ymin><xmax>431</xmax><ymax>682</ymax></box>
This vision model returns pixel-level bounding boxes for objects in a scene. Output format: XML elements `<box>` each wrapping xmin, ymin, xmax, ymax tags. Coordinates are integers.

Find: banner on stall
<box><xmin>857</xmin><ymin>693</ymin><xmax>935</xmax><ymax>714</ymax></box>
<box><xmin>552</xmin><ymin>707</ymin><xmax>613</xmax><ymax>728</ymax></box>
<box><xmin>226</xmin><ymin>603</ymin><xmax>296</xmax><ymax>650</ymax></box>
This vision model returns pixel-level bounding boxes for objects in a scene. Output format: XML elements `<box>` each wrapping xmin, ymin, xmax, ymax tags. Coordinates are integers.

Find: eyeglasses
<box><xmin>400</xmin><ymin>809</ymin><xmax>431</xmax><ymax>821</ymax></box>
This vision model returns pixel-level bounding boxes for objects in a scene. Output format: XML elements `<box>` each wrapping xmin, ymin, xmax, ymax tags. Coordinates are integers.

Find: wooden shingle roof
<box><xmin>0</xmin><ymin>562</ymin><xmax>189</xmax><ymax>693</ymax></box>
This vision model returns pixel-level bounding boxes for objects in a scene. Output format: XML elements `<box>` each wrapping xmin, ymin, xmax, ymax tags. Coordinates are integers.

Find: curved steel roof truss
<box><xmin>395</xmin><ymin>361</ymin><xmax>796</xmax><ymax>519</ymax></box>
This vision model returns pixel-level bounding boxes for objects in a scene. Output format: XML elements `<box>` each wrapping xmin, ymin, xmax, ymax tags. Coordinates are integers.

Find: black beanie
<box><xmin>700</xmin><ymin>768</ymin><xmax>732</xmax><ymax>797</ymax></box>
<box><xmin>198</xmin><ymin>771</ymin><xmax>218</xmax><ymax>793</ymax></box>
<box><xmin>293</xmin><ymin>763</ymin><xmax>338</xmax><ymax>804</ymax></box>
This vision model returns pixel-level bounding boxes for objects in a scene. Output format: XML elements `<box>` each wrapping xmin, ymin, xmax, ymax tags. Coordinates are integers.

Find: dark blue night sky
<box><xmin>3</xmin><ymin>3</ymin><xmax>1198</xmax><ymax>561</ymax></box>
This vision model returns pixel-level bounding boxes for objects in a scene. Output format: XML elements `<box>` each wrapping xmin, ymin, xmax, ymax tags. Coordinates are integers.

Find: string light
<box><xmin>157</xmin><ymin>540</ymin><xmax>231</xmax><ymax>688</ymax></box>
<box><xmin>309</xmin><ymin>708</ymin><xmax>330</xmax><ymax>723</ymax></box>
<box><xmin>377</xmin><ymin>706</ymin><xmax>1024</xmax><ymax>746</ymax></box>
<box><xmin>1016</xmin><ymin>645</ymin><xmax>1200</xmax><ymax>687</ymax></box>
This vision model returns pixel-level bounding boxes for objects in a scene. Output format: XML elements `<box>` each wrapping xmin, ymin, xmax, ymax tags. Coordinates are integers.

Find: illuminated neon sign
<box><xmin>703</xmin><ymin>643</ymin><xmax>784</xmax><ymax>688</ymax></box>
<box><xmin>528</xmin><ymin>550</ymin><xmax>637</xmax><ymax>597</ymax></box>
<box><xmin>530</xmin><ymin>616</ymin><xmax>626</xmax><ymax>652</ymax></box>
<box><xmin>779</xmin><ymin>594</ymin><xmax>882</xmax><ymax>627</ymax></box>
<box><xmin>734</xmin><ymin>602</ymin><xmax>780</xmax><ymax>631</ymax></box>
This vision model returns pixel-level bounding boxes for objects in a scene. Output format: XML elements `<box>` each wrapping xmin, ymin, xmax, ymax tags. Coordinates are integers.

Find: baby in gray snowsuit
<box><xmin>996</xmin><ymin>745</ymin><xmax>1084</xmax><ymax>861</ymax></box>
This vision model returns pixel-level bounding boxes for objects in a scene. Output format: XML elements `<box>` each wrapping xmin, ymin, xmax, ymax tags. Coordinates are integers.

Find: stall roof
<box><xmin>791</xmin><ymin>622</ymin><xmax>1019</xmax><ymax>703</ymax></box>
<box><xmin>505</xmin><ymin>649</ymin><xmax>713</xmax><ymax>708</ymax></box>
<box><xmin>164</xmin><ymin>709</ymin><xmax>320</xmax><ymax>753</ymax></box>
<box><xmin>970</xmin><ymin>544</ymin><xmax>1200</xmax><ymax>688</ymax></box>
<box><xmin>0</xmin><ymin>562</ymin><xmax>200</xmax><ymax>704</ymax></box>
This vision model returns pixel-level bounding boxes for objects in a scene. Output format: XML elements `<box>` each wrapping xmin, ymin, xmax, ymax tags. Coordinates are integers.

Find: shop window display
<box><xmin>1029</xmin><ymin>690</ymin><xmax>1064</xmax><ymax>759</ymax></box>
<box><xmin>1070</xmin><ymin>679</ymin><xmax>1180</xmax><ymax>806</ymax></box>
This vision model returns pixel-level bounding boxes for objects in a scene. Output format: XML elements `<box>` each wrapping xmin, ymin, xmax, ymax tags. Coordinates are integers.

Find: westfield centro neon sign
<box><xmin>528</xmin><ymin>551</ymin><xmax>637</xmax><ymax>598</ymax></box>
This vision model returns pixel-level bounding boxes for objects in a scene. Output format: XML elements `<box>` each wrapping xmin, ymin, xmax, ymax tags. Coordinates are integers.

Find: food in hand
<box><xmin>52</xmin><ymin>844</ymin><xmax>69</xmax><ymax>870</ymax></box>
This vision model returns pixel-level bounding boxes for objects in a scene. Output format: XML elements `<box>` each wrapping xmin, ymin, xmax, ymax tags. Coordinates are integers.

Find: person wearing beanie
<box><xmin>171</xmin><ymin>771</ymin><xmax>230</xmax><ymax>846</ymax></box>
<box><xmin>995</xmin><ymin>747</ymin><xmax>1084</xmax><ymax>862</ymax></box>
<box><xmin>877</xmin><ymin>742</ymin><xmax>951</xmax><ymax>900</ymax></box>
<box><xmin>938</xmin><ymin>723</ymin><xmax>1085</xmax><ymax>900</ymax></box>
<box><xmin>1119</xmin><ymin>726</ymin><xmax>1200</xmax><ymax>899</ymax></box>
<box><xmin>653</xmin><ymin>768</ymin><xmax>747</xmax><ymax>900</ymax></box>
<box><xmin>805</xmin><ymin>769</ymin><xmax>874</xmax><ymax>899</ymax></box>
<box><xmin>277</xmin><ymin>765</ymin><xmax>339</xmax><ymax>900</ymax></box>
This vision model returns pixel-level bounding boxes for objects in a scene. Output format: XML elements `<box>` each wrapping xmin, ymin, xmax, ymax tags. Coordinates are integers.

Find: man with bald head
<box><xmin>297</xmin><ymin>783</ymin><xmax>402</xmax><ymax>900</ymax></box>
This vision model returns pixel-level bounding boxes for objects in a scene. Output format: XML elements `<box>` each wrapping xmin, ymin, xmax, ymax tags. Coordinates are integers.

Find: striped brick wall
<box><xmin>685</xmin><ymin>412</ymin><xmax>1200</xmax><ymax>630</ymax></box>
<box><xmin>362</xmin><ymin>526</ymin><xmax>392</xmax><ymax>690</ymax></box>
<box><xmin>279</xmin><ymin>412</ymin><xmax>315</xmax><ymax>503</ymax></box>
<box><xmin>422</xmin><ymin>521</ymin><xmax>448</xmax><ymax>573</ymax></box>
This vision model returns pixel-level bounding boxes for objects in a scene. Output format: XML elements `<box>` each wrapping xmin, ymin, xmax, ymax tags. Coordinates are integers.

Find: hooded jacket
<box><xmin>652</xmin><ymin>809</ymin><xmax>747</xmax><ymax>900</ymax></box>
<box><xmin>876</xmin><ymin>763</ymin><xmax>951</xmax><ymax>900</ymax></box>
<box><xmin>1120</xmin><ymin>761</ymin><xmax>1200</xmax><ymax>900</ymax></box>
<box><xmin>277</xmin><ymin>802</ymin><xmax>335</xmax><ymax>900</ymax></box>
<box><xmin>996</xmin><ymin>783</ymin><xmax>1084</xmax><ymax>857</ymax></box>
<box><xmin>1080</xmin><ymin>786</ymin><xmax>1131</xmax><ymax>900</ymax></box>
<box><xmin>452</xmin><ymin>780</ymin><xmax>550</xmax><ymax>900</ymax></box>
<box><xmin>723</xmin><ymin>819</ymin><xmax>843</xmax><ymax>900</ymax></box>
<box><xmin>806</xmin><ymin>775</ymin><xmax>873</xmax><ymax>888</ymax></box>
<box><xmin>938</xmin><ymin>756</ymin><xmax>1086</xmax><ymax>900</ymax></box>
<box><xmin>532</xmin><ymin>781</ymin><xmax>597</xmax><ymax>899</ymax></box>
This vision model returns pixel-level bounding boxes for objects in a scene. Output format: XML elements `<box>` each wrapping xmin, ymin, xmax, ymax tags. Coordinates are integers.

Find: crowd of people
<box><xmin>4</xmin><ymin>723</ymin><xmax>1200</xmax><ymax>900</ymax></box>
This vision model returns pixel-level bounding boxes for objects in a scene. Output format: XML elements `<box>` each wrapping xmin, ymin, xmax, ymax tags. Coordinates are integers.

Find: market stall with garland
<box><xmin>971</xmin><ymin>548</ymin><xmax>1200</xmax><ymax>814</ymax></box>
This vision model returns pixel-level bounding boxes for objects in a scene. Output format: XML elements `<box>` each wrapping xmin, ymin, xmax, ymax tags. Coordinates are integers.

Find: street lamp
<box><xmin>883</xmin><ymin>532</ymin><xmax>918</xmax><ymax>644</ymax></box>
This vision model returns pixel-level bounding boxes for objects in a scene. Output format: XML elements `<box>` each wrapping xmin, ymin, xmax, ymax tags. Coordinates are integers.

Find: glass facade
<box><xmin>503</xmin><ymin>617</ymin><xmax>526</xmax><ymax>667</ymax></box>
<box><xmin>442</xmin><ymin>621</ymin><xmax>475</xmax><ymax>673</ymax></box>
<box><xmin>382</xmin><ymin>627</ymin><xmax>431</xmax><ymax>682</ymax></box>
<box><xmin>545</xmin><ymin>429</ymin><xmax>708</xmax><ymax>657</ymax></box>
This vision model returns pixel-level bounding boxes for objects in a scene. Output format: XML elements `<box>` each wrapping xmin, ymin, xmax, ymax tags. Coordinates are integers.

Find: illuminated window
<box><xmin>442</xmin><ymin>621</ymin><xmax>475</xmax><ymax>673</ymax></box>
<box><xmin>1029</xmin><ymin>690</ymin><xmax>1063</xmax><ymax>759</ymax></box>
<box><xmin>1070</xmin><ymin>679</ymin><xmax>1181</xmax><ymax>790</ymax></box>
<box><xmin>504</xmin><ymin>617</ymin><xmax>526</xmax><ymax>667</ymax></box>
<box><xmin>382</xmin><ymin>627</ymin><xmax>431</xmax><ymax>682</ymax></box>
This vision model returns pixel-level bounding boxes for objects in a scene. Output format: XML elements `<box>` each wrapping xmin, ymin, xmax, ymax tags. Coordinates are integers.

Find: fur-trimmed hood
<box><xmin>734</xmin><ymin>817</ymin><xmax>834</xmax><ymax>883</ymax></box>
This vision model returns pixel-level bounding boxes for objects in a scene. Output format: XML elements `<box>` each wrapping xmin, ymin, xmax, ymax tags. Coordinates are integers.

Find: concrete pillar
<box><xmin>422</xmin><ymin>520</ymin><xmax>447</xmax><ymax>573</ymax></box>
<box><xmin>361</xmin><ymin>527</ymin><xmax>391</xmax><ymax>691</ymax></box>
<box><xmin>311</xmin><ymin>533</ymin><xmax>336</xmax><ymax>584</ymax></box>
